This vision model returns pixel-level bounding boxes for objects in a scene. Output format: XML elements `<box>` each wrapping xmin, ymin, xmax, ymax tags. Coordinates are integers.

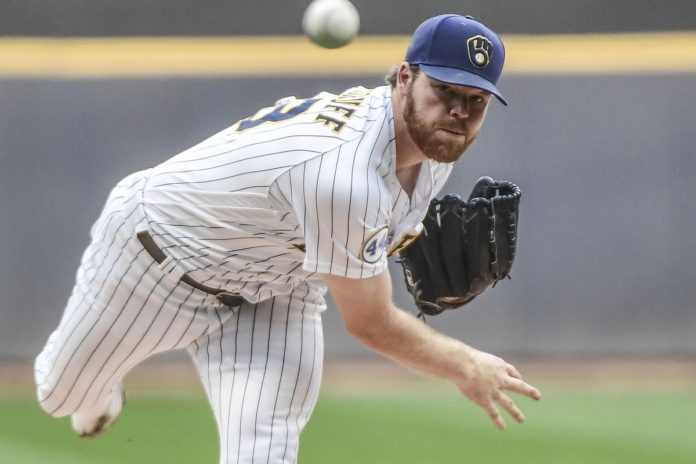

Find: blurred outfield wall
<box><xmin>1</xmin><ymin>1</ymin><xmax>695</xmax><ymax>361</ymax></box>
<box><xmin>2</xmin><ymin>0</ymin><xmax>696</xmax><ymax>35</ymax></box>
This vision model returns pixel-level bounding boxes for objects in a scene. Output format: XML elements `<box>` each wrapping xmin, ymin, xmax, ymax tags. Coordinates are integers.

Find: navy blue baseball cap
<box><xmin>405</xmin><ymin>14</ymin><xmax>507</xmax><ymax>105</ymax></box>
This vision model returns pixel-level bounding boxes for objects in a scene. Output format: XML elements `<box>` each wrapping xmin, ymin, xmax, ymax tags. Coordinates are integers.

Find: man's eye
<box><xmin>471</xmin><ymin>95</ymin><xmax>484</xmax><ymax>103</ymax></box>
<box><xmin>437</xmin><ymin>85</ymin><xmax>453</xmax><ymax>94</ymax></box>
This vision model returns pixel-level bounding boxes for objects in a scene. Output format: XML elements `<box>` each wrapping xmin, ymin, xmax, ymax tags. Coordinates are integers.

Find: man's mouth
<box><xmin>439</xmin><ymin>128</ymin><xmax>467</xmax><ymax>137</ymax></box>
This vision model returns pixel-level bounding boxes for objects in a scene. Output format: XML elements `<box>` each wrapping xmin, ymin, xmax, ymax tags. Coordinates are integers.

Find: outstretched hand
<box><xmin>457</xmin><ymin>350</ymin><xmax>542</xmax><ymax>430</ymax></box>
<box><xmin>323</xmin><ymin>271</ymin><xmax>542</xmax><ymax>430</ymax></box>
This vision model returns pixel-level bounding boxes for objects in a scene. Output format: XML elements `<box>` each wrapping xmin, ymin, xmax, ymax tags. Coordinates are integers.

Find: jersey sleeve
<box><xmin>269</xmin><ymin>146</ymin><xmax>392</xmax><ymax>279</ymax></box>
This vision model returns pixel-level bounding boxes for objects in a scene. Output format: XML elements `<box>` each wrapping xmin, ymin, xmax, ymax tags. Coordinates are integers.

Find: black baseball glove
<box><xmin>398</xmin><ymin>177</ymin><xmax>521</xmax><ymax>316</ymax></box>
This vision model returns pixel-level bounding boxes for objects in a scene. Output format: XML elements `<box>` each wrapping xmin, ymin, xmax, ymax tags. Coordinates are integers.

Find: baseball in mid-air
<box><xmin>302</xmin><ymin>0</ymin><xmax>360</xmax><ymax>49</ymax></box>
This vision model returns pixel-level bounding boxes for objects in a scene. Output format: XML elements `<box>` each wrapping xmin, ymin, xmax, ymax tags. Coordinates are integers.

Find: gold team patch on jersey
<box><xmin>387</xmin><ymin>224</ymin><xmax>424</xmax><ymax>257</ymax></box>
<box><xmin>361</xmin><ymin>226</ymin><xmax>389</xmax><ymax>264</ymax></box>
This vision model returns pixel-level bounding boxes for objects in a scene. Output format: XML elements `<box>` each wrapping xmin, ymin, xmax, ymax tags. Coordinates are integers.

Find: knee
<box><xmin>35</xmin><ymin>380</ymin><xmax>71</xmax><ymax>418</ymax></box>
<box><xmin>34</xmin><ymin>357</ymin><xmax>71</xmax><ymax>417</ymax></box>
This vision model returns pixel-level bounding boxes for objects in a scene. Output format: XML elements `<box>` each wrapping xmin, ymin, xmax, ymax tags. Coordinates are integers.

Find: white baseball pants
<box><xmin>34</xmin><ymin>171</ymin><xmax>325</xmax><ymax>463</ymax></box>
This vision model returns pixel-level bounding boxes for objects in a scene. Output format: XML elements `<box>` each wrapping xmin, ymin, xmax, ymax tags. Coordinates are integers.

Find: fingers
<box><xmin>506</xmin><ymin>364</ymin><xmax>523</xmax><ymax>380</ymax></box>
<box><xmin>481</xmin><ymin>371</ymin><xmax>541</xmax><ymax>430</ymax></box>
<box><xmin>482</xmin><ymin>400</ymin><xmax>507</xmax><ymax>430</ymax></box>
<box><xmin>461</xmin><ymin>356</ymin><xmax>542</xmax><ymax>430</ymax></box>
<box><xmin>481</xmin><ymin>391</ymin><xmax>529</xmax><ymax>430</ymax></box>
<box><xmin>504</xmin><ymin>377</ymin><xmax>542</xmax><ymax>401</ymax></box>
<box><xmin>495</xmin><ymin>392</ymin><xmax>525</xmax><ymax>423</ymax></box>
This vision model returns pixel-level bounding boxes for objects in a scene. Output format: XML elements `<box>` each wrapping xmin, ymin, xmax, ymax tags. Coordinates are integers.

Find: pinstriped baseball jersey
<box><xmin>35</xmin><ymin>84</ymin><xmax>454</xmax><ymax>464</ymax></box>
<box><xmin>142</xmin><ymin>85</ymin><xmax>453</xmax><ymax>302</ymax></box>
<box><xmin>35</xmin><ymin>13</ymin><xmax>518</xmax><ymax>460</ymax></box>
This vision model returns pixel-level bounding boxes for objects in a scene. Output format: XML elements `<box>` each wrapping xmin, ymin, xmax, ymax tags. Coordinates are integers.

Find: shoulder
<box><xmin>270</xmin><ymin>86</ymin><xmax>395</xmax><ymax>184</ymax></box>
<box><xmin>309</xmin><ymin>85</ymin><xmax>392</xmax><ymax>135</ymax></box>
<box><xmin>217</xmin><ymin>86</ymin><xmax>391</xmax><ymax>153</ymax></box>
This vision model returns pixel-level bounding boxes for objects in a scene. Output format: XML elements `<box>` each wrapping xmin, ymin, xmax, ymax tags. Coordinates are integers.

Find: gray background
<box><xmin>2</xmin><ymin>0</ymin><xmax>695</xmax><ymax>35</ymax></box>
<box><xmin>1</xmin><ymin>1</ymin><xmax>695</xmax><ymax>361</ymax></box>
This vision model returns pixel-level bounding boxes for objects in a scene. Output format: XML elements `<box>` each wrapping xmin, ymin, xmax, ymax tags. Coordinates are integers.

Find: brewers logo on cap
<box><xmin>467</xmin><ymin>35</ymin><xmax>493</xmax><ymax>68</ymax></box>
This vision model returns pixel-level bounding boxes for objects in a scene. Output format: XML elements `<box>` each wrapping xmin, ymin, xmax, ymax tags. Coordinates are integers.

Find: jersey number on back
<box><xmin>236</xmin><ymin>98</ymin><xmax>320</xmax><ymax>132</ymax></box>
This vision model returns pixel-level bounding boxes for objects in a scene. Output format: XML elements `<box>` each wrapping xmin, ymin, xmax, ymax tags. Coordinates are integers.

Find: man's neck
<box><xmin>391</xmin><ymin>88</ymin><xmax>427</xmax><ymax>197</ymax></box>
<box><xmin>395</xmin><ymin>163</ymin><xmax>421</xmax><ymax>198</ymax></box>
<box><xmin>392</xmin><ymin>88</ymin><xmax>427</xmax><ymax>172</ymax></box>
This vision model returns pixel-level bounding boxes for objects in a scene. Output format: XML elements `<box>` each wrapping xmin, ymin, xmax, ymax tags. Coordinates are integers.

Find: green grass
<box><xmin>1</xmin><ymin>385</ymin><xmax>695</xmax><ymax>464</ymax></box>
<box><xmin>0</xmin><ymin>394</ymin><xmax>219</xmax><ymax>464</ymax></box>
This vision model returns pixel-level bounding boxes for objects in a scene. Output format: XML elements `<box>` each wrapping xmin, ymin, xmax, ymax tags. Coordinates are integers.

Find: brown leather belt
<box><xmin>136</xmin><ymin>230</ymin><xmax>244</xmax><ymax>307</ymax></box>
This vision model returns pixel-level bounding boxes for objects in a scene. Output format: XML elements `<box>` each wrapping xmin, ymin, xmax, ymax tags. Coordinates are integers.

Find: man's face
<box><xmin>403</xmin><ymin>72</ymin><xmax>491</xmax><ymax>163</ymax></box>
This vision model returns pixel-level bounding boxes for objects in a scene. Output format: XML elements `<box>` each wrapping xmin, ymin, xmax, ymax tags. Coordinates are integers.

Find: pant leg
<box><xmin>34</xmin><ymin>171</ymin><xmax>228</xmax><ymax>417</ymax></box>
<box><xmin>188</xmin><ymin>285</ymin><xmax>325</xmax><ymax>464</ymax></box>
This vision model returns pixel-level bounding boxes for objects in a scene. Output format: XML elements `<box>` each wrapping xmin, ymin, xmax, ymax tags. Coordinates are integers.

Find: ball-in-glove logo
<box><xmin>467</xmin><ymin>35</ymin><xmax>493</xmax><ymax>68</ymax></box>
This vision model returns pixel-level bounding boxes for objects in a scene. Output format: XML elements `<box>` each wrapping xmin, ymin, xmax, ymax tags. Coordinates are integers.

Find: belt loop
<box><xmin>159</xmin><ymin>257</ymin><xmax>185</xmax><ymax>281</ymax></box>
<box><xmin>136</xmin><ymin>230</ymin><xmax>244</xmax><ymax>308</ymax></box>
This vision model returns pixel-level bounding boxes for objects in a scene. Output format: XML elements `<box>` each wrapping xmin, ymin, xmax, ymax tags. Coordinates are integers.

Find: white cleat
<box><xmin>70</xmin><ymin>382</ymin><xmax>125</xmax><ymax>438</ymax></box>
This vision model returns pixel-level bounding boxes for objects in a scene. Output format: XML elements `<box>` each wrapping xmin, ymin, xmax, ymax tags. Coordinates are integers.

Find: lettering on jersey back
<box><xmin>315</xmin><ymin>113</ymin><xmax>346</xmax><ymax>132</ymax></box>
<box><xmin>315</xmin><ymin>87</ymin><xmax>372</xmax><ymax>133</ymax></box>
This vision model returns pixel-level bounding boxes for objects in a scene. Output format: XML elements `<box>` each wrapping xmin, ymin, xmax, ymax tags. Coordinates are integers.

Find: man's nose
<box><xmin>449</xmin><ymin>98</ymin><xmax>470</xmax><ymax>119</ymax></box>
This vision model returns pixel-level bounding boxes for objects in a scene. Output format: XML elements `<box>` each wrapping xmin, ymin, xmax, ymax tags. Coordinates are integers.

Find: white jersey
<box><xmin>36</xmin><ymin>85</ymin><xmax>454</xmax><ymax>464</ymax></box>
<box><xmin>142</xmin><ymin>85</ymin><xmax>453</xmax><ymax>303</ymax></box>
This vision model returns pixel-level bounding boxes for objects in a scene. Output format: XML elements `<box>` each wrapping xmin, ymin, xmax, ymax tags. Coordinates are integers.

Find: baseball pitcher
<box><xmin>35</xmin><ymin>14</ymin><xmax>541</xmax><ymax>463</ymax></box>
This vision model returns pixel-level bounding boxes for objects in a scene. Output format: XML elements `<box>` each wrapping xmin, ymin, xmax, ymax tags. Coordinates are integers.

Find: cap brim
<box><xmin>419</xmin><ymin>64</ymin><xmax>508</xmax><ymax>106</ymax></box>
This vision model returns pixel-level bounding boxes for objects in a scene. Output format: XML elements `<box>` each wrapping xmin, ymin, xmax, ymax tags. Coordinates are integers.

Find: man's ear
<box><xmin>396</xmin><ymin>62</ymin><xmax>413</xmax><ymax>96</ymax></box>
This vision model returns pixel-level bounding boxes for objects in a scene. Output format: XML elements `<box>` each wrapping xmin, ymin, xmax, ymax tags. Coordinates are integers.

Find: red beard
<box><xmin>403</xmin><ymin>88</ymin><xmax>477</xmax><ymax>163</ymax></box>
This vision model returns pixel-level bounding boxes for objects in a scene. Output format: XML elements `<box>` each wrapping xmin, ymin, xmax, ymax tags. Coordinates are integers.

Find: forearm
<box><xmin>326</xmin><ymin>271</ymin><xmax>541</xmax><ymax>429</ymax></box>
<box><xmin>349</xmin><ymin>302</ymin><xmax>479</xmax><ymax>384</ymax></box>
